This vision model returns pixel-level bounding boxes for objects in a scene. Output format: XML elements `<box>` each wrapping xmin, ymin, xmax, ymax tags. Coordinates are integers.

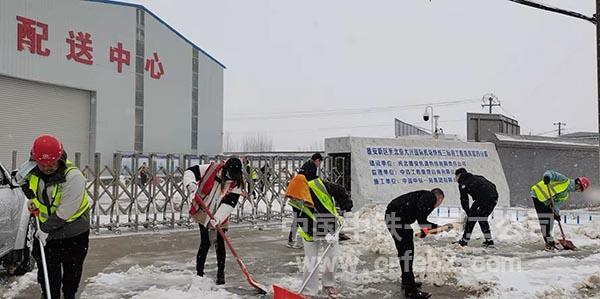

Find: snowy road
<box><xmin>2</xmin><ymin>205</ymin><xmax>600</xmax><ymax>298</ymax></box>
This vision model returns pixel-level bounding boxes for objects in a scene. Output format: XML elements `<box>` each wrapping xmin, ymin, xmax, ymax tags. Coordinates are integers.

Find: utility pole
<box><xmin>500</xmin><ymin>0</ymin><xmax>598</xmax><ymax>180</ymax></box>
<box><xmin>553</xmin><ymin>122</ymin><xmax>566</xmax><ymax>136</ymax></box>
<box><xmin>481</xmin><ymin>93</ymin><xmax>501</xmax><ymax>114</ymax></box>
<box><xmin>597</xmin><ymin>0</ymin><xmax>600</xmax><ymax>172</ymax></box>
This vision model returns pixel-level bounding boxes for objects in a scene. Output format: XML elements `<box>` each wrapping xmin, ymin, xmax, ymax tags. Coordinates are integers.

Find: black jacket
<box><xmin>386</xmin><ymin>190</ymin><xmax>438</xmax><ymax>229</ymax></box>
<box><xmin>297</xmin><ymin>160</ymin><xmax>353</xmax><ymax>238</ymax></box>
<box><xmin>457</xmin><ymin>172</ymin><xmax>498</xmax><ymax>212</ymax></box>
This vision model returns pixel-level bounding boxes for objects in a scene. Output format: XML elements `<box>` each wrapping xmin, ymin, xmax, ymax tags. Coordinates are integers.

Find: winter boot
<box><xmin>405</xmin><ymin>288</ymin><xmax>431</xmax><ymax>299</ymax></box>
<box><xmin>482</xmin><ymin>240</ymin><xmax>495</xmax><ymax>248</ymax></box>
<box><xmin>452</xmin><ymin>238</ymin><xmax>468</xmax><ymax>247</ymax></box>
<box><xmin>323</xmin><ymin>286</ymin><xmax>338</xmax><ymax>299</ymax></box>
<box><xmin>338</xmin><ymin>232</ymin><xmax>351</xmax><ymax>241</ymax></box>
<box><xmin>196</xmin><ymin>264</ymin><xmax>204</xmax><ymax>277</ymax></box>
<box><xmin>545</xmin><ymin>241</ymin><xmax>558</xmax><ymax>251</ymax></box>
<box><xmin>286</xmin><ymin>240</ymin><xmax>295</xmax><ymax>248</ymax></box>
<box><xmin>402</xmin><ymin>281</ymin><xmax>423</xmax><ymax>289</ymax></box>
<box><xmin>216</xmin><ymin>269</ymin><xmax>225</xmax><ymax>285</ymax></box>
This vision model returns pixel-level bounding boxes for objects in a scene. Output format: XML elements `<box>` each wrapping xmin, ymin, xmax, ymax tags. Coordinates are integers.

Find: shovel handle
<box><xmin>36</xmin><ymin>217</ymin><xmax>52</xmax><ymax>299</ymax></box>
<box><xmin>546</xmin><ymin>185</ymin><xmax>569</xmax><ymax>241</ymax></box>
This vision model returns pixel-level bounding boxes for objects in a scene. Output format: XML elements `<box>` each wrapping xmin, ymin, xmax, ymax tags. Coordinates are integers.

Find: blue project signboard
<box><xmin>366</xmin><ymin>146</ymin><xmax>489</xmax><ymax>186</ymax></box>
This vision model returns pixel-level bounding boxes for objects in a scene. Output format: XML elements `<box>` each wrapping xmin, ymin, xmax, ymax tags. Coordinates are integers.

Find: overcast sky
<box><xmin>124</xmin><ymin>0</ymin><xmax>597</xmax><ymax>151</ymax></box>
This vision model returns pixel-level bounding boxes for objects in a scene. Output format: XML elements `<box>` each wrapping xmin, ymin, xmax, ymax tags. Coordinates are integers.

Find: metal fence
<box><xmin>51</xmin><ymin>152</ymin><xmax>346</xmax><ymax>235</ymax></box>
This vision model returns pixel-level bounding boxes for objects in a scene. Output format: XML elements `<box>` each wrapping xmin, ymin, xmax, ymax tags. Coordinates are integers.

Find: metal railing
<box><xmin>69</xmin><ymin>152</ymin><xmax>345</xmax><ymax>234</ymax></box>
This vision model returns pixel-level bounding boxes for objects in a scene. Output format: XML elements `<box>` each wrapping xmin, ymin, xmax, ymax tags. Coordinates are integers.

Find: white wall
<box><xmin>198</xmin><ymin>53</ymin><xmax>224</xmax><ymax>155</ymax></box>
<box><xmin>325</xmin><ymin>136</ymin><xmax>511</xmax><ymax>209</ymax></box>
<box><xmin>0</xmin><ymin>0</ymin><xmax>136</xmax><ymax>165</ymax></box>
<box><xmin>0</xmin><ymin>0</ymin><xmax>224</xmax><ymax>165</ymax></box>
<box><xmin>143</xmin><ymin>12</ymin><xmax>193</xmax><ymax>154</ymax></box>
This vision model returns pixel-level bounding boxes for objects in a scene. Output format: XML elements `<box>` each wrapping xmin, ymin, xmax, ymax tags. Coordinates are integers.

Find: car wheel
<box><xmin>11</xmin><ymin>217</ymin><xmax>36</xmax><ymax>276</ymax></box>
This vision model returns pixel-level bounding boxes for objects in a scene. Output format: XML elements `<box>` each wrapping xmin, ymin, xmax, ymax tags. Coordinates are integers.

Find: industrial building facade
<box><xmin>0</xmin><ymin>0</ymin><xmax>225</xmax><ymax>167</ymax></box>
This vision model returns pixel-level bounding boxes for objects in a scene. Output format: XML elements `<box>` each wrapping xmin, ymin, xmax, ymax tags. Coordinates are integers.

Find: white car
<box><xmin>0</xmin><ymin>163</ymin><xmax>34</xmax><ymax>276</ymax></box>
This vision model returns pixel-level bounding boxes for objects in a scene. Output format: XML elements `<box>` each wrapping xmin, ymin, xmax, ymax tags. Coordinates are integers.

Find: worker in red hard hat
<box><xmin>23</xmin><ymin>134</ymin><xmax>91</xmax><ymax>299</ymax></box>
<box><xmin>530</xmin><ymin>170</ymin><xmax>590</xmax><ymax>251</ymax></box>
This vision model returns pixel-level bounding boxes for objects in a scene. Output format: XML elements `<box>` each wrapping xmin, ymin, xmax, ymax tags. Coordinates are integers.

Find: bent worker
<box><xmin>24</xmin><ymin>134</ymin><xmax>91</xmax><ymax>299</ymax></box>
<box><xmin>385</xmin><ymin>188</ymin><xmax>446</xmax><ymax>299</ymax></box>
<box><xmin>530</xmin><ymin>170</ymin><xmax>590</xmax><ymax>250</ymax></box>
<box><xmin>183</xmin><ymin>157</ymin><xmax>244</xmax><ymax>284</ymax></box>
<box><xmin>453</xmin><ymin>168</ymin><xmax>498</xmax><ymax>247</ymax></box>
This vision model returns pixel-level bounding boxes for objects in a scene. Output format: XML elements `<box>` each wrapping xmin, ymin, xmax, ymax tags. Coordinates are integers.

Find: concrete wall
<box><xmin>492</xmin><ymin>136</ymin><xmax>599</xmax><ymax>208</ymax></box>
<box><xmin>467</xmin><ymin>113</ymin><xmax>520</xmax><ymax>142</ymax></box>
<box><xmin>325</xmin><ymin>136</ymin><xmax>511</xmax><ymax>210</ymax></box>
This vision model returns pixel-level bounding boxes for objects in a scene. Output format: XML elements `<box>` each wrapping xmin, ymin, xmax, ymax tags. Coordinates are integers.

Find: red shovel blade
<box><xmin>559</xmin><ymin>239</ymin><xmax>577</xmax><ymax>251</ymax></box>
<box><xmin>273</xmin><ymin>284</ymin><xmax>306</xmax><ymax>299</ymax></box>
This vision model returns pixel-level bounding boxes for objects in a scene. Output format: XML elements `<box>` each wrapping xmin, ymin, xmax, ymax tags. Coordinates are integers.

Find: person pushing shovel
<box><xmin>530</xmin><ymin>170</ymin><xmax>590</xmax><ymax>251</ymax></box>
<box><xmin>385</xmin><ymin>188</ymin><xmax>447</xmax><ymax>299</ymax></box>
<box><xmin>286</xmin><ymin>160</ymin><xmax>353</xmax><ymax>298</ymax></box>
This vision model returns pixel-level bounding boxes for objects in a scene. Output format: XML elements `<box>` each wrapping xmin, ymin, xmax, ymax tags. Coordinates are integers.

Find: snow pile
<box><xmin>81</xmin><ymin>264</ymin><xmax>240</xmax><ymax>299</ymax></box>
<box><xmin>574</xmin><ymin>272</ymin><xmax>600</xmax><ymax>291</ymax></box>
<box><xmin>1</xmin><ymin>272</ymin><xmax>36</xmax><ymax>299</ymax></box>
<box><xmin>339</xmin><ymin>205</ymin><xmax>464</xmax><ymax>293</ymax></box>
<box><xmin>574</xmin><ymin>225</ymin><xmax>600</xmax><ymax>240</ymax></box>
<box><xmin>339</xmin><ymin>204</ymin><xmax>600</xmax><ymax>298</ymax></box>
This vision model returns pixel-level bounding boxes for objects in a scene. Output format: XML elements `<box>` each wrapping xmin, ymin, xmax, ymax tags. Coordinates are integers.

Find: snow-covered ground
<box><xmin>81</xmin><ymin>264</ymin><xmax>242</xmax><ymax>299</ymax></box>
<box><xmin>2</xmin><ymin>204</ymin><xmax>600</xmax><ymax>299</ymax></box>
<box><xmin>332</xmin><ymin>205</ymin><xmax>600</xmax><ymax>298</ymax></box>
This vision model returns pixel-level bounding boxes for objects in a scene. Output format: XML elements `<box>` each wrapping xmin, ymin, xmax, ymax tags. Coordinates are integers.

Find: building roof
<box><xmin>467</xmin><ymin>112</ymin><xmax>519</xmax><ymax>125</ymax></box>
<box><xmin>494</xmin><ymin>133</ymin><xmax>597</xmax><ymax>148</ymax></box>
<box><xmin>87</xmin><ymin>0</ymin><xmax>226</xmax><ymax>69</ymax></box>
<box><xmin>559</xmin><ymin>132</ymin><xmax>599</xmax><ymax>139</ymax></box>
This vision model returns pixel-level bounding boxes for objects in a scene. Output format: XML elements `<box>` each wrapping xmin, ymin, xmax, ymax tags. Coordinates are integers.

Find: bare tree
<box><xmin>241</xmin><ymin>134</ymin><xmax>273</xmax><ymax>152</ymax></box>
<box><xmin>223</xmin><ymin>132</ymin><xmax>238</xmax><ymax>152</ymax></box>
<box><xmin>296</xmin><ymin>141</ymin><xmax>323</xmax><ymax>151</ymax></box>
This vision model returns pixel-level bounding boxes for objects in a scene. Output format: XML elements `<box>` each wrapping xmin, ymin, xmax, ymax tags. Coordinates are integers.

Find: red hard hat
<box><xmin>577</xmin><ymin>176</ymin><xmax>591</xmax><ymax>191</ymax></box>
<box><xmin>31</xmin><ymin>134</ymin><xmax>63</xmax><ymax>166</ymax></box>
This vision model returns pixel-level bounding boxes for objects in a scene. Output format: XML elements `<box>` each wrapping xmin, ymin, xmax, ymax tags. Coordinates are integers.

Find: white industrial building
<box><xmin>0</xmin><ymin>0</ymin><xmax>225</xmax><ymax>167</ymax></box>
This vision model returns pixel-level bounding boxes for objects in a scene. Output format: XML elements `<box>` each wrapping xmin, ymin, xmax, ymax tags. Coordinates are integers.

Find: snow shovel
<box><xmin>547</xmin><ymin>186</ymin><xmax>576</xmax><ymax>251</ymax></box>
<box><xmin>192</xmin><ymin>193</ymin><xmax>269</xmax><ymax>294</ymax></box>
<box><xmin>35</xmin><ymin>216</ymin><xmax>52</xmax><ymax>299</ymax></box>
<box><xmin>273</xmin><ymin>220</ymin><xmax>345</xmax><ymax>299</ymax></box>
<box><xmin>415</xmin><ymin>222</ymin><xmax>460</xmax><ymax>237</ymax></box>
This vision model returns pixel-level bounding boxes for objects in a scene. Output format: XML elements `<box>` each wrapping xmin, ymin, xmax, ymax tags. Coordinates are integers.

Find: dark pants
<box><xmin>32</xmin><ymin>230</ymin><xmax>89</xmax><ymax>299</ymax></box>
<box><xmin>197</xmin><ymin>224</ymin><xmax>227</xmax><ymax>276</ymax></box>
<box><xmin>288</xmin><ymin>207</ymin><xmax>301</xmax><ymax>242</ymax></box>
<box><xmin>532</xmin><ymin>197</ymin><xmax>555</xmax><ymax>243</ymax></box>
<box><xmin>385</xmin><ymin>211</ymin><xmax>416</xmax><ymax>291</ymax></box>
<box><xmin>463</xmin><ymin>198</ymin><xmax>497</xmax><ymax>241</ymax></box>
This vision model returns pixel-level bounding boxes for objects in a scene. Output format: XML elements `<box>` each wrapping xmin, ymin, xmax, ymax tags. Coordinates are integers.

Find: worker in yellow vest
<box><xmin>23</xmin><ymin>134</ymin><xmax>91</xmax><ymax>299</ymax></box>
<box><xmin>530</xmin><ymin>170</ymin><xmax>590</xmax><ymax>250</ymax></box>
<box><xmin>290</xmin><ymin>160</ymin><xmax>353</xmax><ymax>299</ymax></box>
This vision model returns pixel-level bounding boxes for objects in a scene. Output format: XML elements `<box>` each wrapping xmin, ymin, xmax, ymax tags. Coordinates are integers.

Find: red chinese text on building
<box><xmin>109</xmin><ymin>42</ymin><xmax>130</xmax><ymax>73</ymax></box>
<box><xmin>145</xmin><ymin>52</ymin><xmax>165</xmax><ymax>79</ymax></box>
<box><xmin>66</xmin><ymin>31</ymin><xmax>93</xmax><ymax>65</ymax></box>
<box><xmin>16</xmin><ymin>16</ymin><xmax>50</xmax><ymax>56</ymax></box>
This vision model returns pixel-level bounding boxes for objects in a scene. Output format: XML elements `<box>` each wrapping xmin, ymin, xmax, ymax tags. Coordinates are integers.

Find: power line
<box><xmin>506</xmin><ymin>0</ymin><xmax>597</xmax><ymax>25</ymax></box>
<box><xmin>532</xmin><ymin>128</ymin><xmax>559</xmax><ymax>136</ymax></box>
<box><xmin>226</xmin><ymin>98</ymin><xmax>480</xmax><ymax>121</ymax></box>
<box><xmin>227</xmin><ymin>123</ymin><xmax>391</xmax><ymax>134</ymax></box>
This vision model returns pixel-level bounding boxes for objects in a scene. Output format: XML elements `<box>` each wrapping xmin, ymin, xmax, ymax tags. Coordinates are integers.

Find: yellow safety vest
<box><xmin>296</xmin><ymin>178</ymin><xmax>341</xmax><ymax>242</ymax></box>
<box><xmin>530</xmin><ymin>179</ymin><xmax>571</xmax><ymax>203</ymax></box>
<box><xmin>29</xmin><ymin>161</ymin><xmax>90</xmax><ymax>223</ymax></box>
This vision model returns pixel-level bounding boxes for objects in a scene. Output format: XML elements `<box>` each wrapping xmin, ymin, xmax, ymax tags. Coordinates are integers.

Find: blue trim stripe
<box><xmin>86</xmin><ymin>0</ymin><xmax>226</xmax><ymax>69</ymax></box>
